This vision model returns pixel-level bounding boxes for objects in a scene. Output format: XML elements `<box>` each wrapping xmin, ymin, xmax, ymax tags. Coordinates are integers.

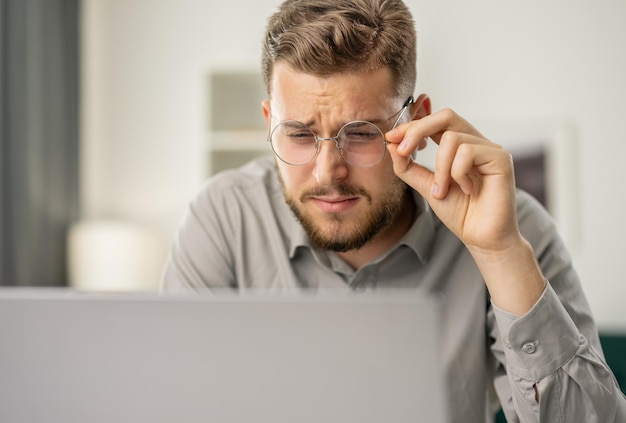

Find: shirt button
<box><xmin>522</xmin><ymin>340</ymin><xmax>539</xmax><ymax>354</ymax></box>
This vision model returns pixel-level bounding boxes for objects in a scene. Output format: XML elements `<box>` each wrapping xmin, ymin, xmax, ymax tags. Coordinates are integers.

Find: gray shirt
<box><xmin>162</xmin><ymin>155</ymin><xmax>626</xmax><ymax>422</ymax></box>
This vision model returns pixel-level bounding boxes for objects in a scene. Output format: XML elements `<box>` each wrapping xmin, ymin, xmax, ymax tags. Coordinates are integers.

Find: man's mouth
<box><xmin>299</xmin><ymin>183</ymin><xmax>371</xmax><ymax>214</ymax></box>
<box><xmin>308</xmin><ymin>196</ymin><xmax>361</xmax><ymax>213</ymax></box>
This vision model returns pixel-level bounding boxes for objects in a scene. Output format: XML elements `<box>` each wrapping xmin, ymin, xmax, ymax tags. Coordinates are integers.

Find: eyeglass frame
<box><xmin>267</xmin><ymin>96</ymin><xmax>415</xmax><ymax>168</ymax></box>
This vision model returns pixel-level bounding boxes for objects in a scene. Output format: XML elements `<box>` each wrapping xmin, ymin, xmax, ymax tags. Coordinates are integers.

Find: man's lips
<box><xmin>308</xmin><ymin>196</ymin><xmax>361</xmax><ymax>213</ymax></box>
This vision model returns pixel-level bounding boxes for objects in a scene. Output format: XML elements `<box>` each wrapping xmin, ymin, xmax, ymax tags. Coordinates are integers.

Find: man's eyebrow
<box><xmin>271</xmin><ymin>115</ymin><xmax>314</xmax><ymax>127</ymax></box>
<box><xmin>280</xmin><ymin>121</ymin><xmax>310</xmax><ymax>129</ymax></box>
<box><xmin>309</xmin><ymin>117</ymin><xmax>387</xmax><ymax>126</ymax></box>
<box><xmin>272</xmin><ymin>115</ymin><xmax>389</xmax><ymax>129</ymax></box>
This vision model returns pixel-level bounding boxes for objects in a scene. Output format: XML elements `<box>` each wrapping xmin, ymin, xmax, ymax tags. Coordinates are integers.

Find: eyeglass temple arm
<box><xmin>391</xmin><ymin>96</ymin><xmax>415</xmax><ymax>129</ymax></box>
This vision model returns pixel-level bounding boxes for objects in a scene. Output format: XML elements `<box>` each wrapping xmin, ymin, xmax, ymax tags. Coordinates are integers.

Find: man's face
<box><xmin>262</xmin><ymin>63</ymin><xmax>411</xmax><ymax>252</ymax></box>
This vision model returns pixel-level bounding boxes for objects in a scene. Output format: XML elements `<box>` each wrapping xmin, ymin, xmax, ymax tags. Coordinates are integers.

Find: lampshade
<box><xmin>67</xmin><ymin>220</ymin><xmax>166</xmax><ymax>291</ymax></box>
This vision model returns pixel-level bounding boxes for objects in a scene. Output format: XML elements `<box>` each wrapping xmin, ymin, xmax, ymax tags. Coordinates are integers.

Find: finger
<box><xmin>386</xmin><ymin>123</ymin><xmax>431</xmax><ymax>158</ymax></box>
<box><xmin>449</xmin><ymin>143</ymin><xmax>513</xmax><ymax>195</ymax></box>
<box><xmin>386</xmin><ymin>108</ymin><xmax>483</xmax><ymax>153</ymax></box>
<box><xmin>433</xmin><ymin>131</ymin><xmax>487</xmax><ymax>199</ymax></box>
<box><xmin>387</xmin><ymin>143</ymin><xmax>435</xmax><ymax>200</ymax></box>
<box><xmin>449</xmin><ymin>143</ymin><xmax>479</xmax><ymax>195</ymax></box>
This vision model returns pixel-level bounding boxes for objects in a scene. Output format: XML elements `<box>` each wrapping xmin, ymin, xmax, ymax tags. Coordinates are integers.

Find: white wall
<box><xmin>81</xmin><ymin>0</ymin><xmax>626</xmax><ymax>330</ymax></box>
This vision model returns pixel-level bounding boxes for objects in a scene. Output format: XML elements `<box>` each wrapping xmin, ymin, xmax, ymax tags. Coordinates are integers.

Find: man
<box><xmin>162</xmin><ymin>0</ymin><xmax>626</xmax><ymax>421</ymax></box>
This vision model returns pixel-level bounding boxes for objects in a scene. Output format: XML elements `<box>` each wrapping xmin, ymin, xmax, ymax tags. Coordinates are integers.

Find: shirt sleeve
<box><xmin>487</xmin><ymin>191</ymin><xmax>626</xmax><ymax>422</ymax></box>
<box><xmin>491</xmin><ymin>284</ymin><xmax>626</xmax><ymax>422</ymax></box>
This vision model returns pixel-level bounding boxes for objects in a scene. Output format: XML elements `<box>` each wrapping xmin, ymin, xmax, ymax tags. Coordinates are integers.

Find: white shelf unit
<box><xmin>206</xmin><ymin>69</ymin><xmax>271</xmax><ymax>176</ymax></box>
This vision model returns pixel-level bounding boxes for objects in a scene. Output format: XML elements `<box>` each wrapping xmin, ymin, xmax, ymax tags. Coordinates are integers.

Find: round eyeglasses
<box><xmin>268</xmin><ymin>97</ymin><xmax>414</xmax><ymax>168</ymax></box>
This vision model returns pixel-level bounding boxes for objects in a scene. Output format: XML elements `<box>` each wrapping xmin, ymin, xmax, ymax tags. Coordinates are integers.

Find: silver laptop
<box><xmin>0</xmin><ymin>288</ymin><xmax>447</xmax><ymax>423</ymax></box>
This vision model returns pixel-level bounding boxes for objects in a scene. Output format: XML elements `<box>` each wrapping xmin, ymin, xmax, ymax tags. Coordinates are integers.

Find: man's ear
<box><xmin>410</xmin><ymin>94</ymin><xmax>431</xmax><ymax>120</ymax></box>
<box><xmin>262</xmin><ymin>100</ymin><xmax>271</xmax><ymax>128</ymax></box>
<box><xmin>409</xmin><ymin>94</ymin><xmax>431</xmax><ymax>152</ymax></box>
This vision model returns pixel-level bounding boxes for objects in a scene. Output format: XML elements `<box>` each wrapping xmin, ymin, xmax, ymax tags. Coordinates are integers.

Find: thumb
<box><xmin>387</xmin><ymin>143</ymin><xmax>435</xmax><ymax>200</ymax></box>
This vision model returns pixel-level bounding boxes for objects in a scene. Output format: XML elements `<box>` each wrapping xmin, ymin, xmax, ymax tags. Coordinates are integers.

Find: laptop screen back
<box><xmin>0</xmin><ymin>289</ymin><xmax>447</xmax><ymax>423</ymax></box>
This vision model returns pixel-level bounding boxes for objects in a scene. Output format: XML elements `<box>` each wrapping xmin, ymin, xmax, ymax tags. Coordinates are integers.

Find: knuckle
<box><xmin>449</xmin><ymin>157</ymin><xmax>469</xmax><ymax>180</ymax></box>
<box><xmin>504</xmin><ymin>151</ymin><xmax>515</xmax><ymax>170</ymax></box>
<box><xmin>440</xmin><ymin>108</ymin><xmax>458</xmax><ymax>121</ymax></box>
<box><xmin>456</xmin><ymin>142</ymin><xmax>473</xmax><ymax>157</ymax></box>
<box><xmin>439</xmin><ymin>130</ymin><xmax>461</xmax><ymax>148</ymax></box>
<box><xmin>400</xmin><ymin>129</ymin><xmax>424</xmax><ymax>153</ymax></box>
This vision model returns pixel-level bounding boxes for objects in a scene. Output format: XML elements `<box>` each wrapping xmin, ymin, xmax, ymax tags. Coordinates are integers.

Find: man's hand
<box><xmin>386</xmin><ymin>107</ymin><xmax>546</xmax><ymax>315</ymax></box>
<box><xmin>386</xmin><ymin>108</ymin><xmax>520</xmax><ymax>253</ymax></box>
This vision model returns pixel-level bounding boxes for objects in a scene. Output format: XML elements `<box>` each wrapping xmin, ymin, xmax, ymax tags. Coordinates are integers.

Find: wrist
<box><xmin>469</xmin><ymin>236</ymin><xmax>546</xmax><ymax>315</ymax></box>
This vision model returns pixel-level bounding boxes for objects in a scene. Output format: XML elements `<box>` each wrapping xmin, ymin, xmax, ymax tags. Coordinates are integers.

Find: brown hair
<box><xmin>262</xmin><ymin>0</ymin><xmax>417</xmax><ymax>97</ymax></box>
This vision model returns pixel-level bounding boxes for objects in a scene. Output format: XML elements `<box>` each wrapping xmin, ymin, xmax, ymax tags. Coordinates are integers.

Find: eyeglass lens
<box><xmin>269</xmin><ymin>121</ymin><xmax>387</xmax><ymax>167</ymax></box>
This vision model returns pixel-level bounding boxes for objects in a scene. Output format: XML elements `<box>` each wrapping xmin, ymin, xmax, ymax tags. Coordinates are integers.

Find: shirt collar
<box><xmin>265</xmin><ymin>170</ymin><xmax>313</xmax><ymax>258</ymax></box>
<box><xmin>398</xmin><ymin>191</ymin><xmax>438</xmax><ymax>265</ymax></box>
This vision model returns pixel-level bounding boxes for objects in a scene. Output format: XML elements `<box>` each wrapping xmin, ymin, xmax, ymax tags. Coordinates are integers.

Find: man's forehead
<box><xmin>269</xmin><ymin>62</ymin><xmax>395</xmax><ymax>99</ymax></box>
<box><xmin>268</xmin><ymin>63</ymin><xmax>399</xmax><ymax>118</ymax></box>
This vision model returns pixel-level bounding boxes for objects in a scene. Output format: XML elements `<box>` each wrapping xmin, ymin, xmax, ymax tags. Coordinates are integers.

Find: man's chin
<box><xmin>283</xmin><ymin>185</ymin><xmax>404</xmax><ymax>253</ymax></box>
<box><xmin>309</xmin><ymin>234</ymin><xmax>366</xmax><ymax>252</ymax></box>
<box><xmin>302</xmin><ymin>221</ymin><xmax>371</xmax><ymax>252</ymax></box>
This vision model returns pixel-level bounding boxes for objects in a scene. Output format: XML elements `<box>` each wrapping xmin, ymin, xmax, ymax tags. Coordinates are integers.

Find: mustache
<box><xmin>299</xmin><ymin>184</ymin><xmax>372</xmax><ymax>204</ymax></box>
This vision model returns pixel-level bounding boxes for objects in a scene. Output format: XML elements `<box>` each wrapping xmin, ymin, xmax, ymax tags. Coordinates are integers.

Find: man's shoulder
<box><xmin>183</xmin><ymin>155</ymin><xmax>284</xmax><ymax>221</ymax></box>
<box><xmin>198</xmin><ymin>155</ymin><xmax>280</xmax><ymax>200</ymax></box>
<box><xmin>514</xmin><ymin>188</ymin><xmax>561</xmax><ymax>250</ymax></box>
<box><xmin>515</xmin><ymin>189</ymin><xmax>554</xmax><ymax>226</ymax></box>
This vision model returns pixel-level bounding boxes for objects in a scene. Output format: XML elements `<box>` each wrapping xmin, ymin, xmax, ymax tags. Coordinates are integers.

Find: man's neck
<box><xmin>337</xmin><ymin>191</ymin><xmax>417</xmax><ymax>270</ymax></box>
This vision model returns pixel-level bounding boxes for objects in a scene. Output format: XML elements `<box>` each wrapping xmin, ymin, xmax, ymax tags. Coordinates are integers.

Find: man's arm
<box><xmin>386</xmin><ymin>107</ymin><xmax>626</xmax><ymax>421</ymax></box>
<box><xmin>387</xmin><ymin>106</ymin><xmax>543</xmax><ymax>315</ymax></box>
<box><xmin>489</xmin><ymin>191</ymin><xmax>625</xmax><ymax>421</ymax></box>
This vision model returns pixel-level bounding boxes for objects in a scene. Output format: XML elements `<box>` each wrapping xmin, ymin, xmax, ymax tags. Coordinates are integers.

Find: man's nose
<box><xmin>312</xmin><ymin>139</ymin><xmax>348</xmax><ymax>186</ymax></box>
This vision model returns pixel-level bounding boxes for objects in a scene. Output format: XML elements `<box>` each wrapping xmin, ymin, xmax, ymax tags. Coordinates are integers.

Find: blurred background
<box><xmin>1</xmin><ymin>0</ymin><xmax>625</xmax><ymax>332</ymax></box>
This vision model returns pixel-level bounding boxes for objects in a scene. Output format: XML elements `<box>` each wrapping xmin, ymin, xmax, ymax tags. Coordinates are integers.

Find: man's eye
<box><xmin>289</xmin><ymin>132</ymin><xmax>314</xmax><ymax>140</ymax></box>
<box><xmin>345</xmin><ymin>131</ymin><xmax>379</xmax><ymax>141</ymax></box>
<box><xmin>288</xmin><ymin>132</ymin><xmax>315</xmax><ymax>143</ymax></box>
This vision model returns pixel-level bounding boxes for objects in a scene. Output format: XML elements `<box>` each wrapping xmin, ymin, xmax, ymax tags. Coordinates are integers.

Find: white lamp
<box><xmin>67</xmin><ymin>220</ymin><xmax>166</xmax><ymax>291</ymax></box>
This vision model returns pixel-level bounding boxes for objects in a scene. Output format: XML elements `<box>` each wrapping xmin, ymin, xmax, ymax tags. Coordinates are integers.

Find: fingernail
<box><xmin>431</xmin><ymin>183</ymin><xmax>441</xmax><ymax>198</ymax></box>
<box><xmin>398</xmin><ymin>140</ymin><xmax>407</xmax><ymax>152</ymax></box>
<box><xmin>460</xmin><ymin>182</ymin><xmax>472</xmax><ymax>195</ymax></box>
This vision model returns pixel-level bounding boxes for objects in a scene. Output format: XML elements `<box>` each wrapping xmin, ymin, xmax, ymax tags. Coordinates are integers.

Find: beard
<box><xmin>276</xmin><ymin>166</ymin><xmax>409</xmax><ymax>252</ymax></box>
